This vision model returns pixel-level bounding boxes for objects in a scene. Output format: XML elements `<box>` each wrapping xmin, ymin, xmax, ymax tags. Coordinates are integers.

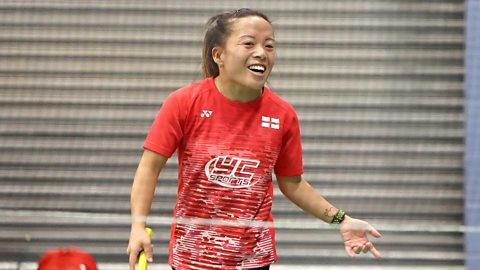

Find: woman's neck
<box><xmin>214</xmin><ymin>77</ymin><xmax>263</xmax><ymax>102</ymax></box>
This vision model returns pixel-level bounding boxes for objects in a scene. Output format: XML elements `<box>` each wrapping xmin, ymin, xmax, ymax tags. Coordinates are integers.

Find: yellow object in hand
<box><xmin>138</xmin><ymin>227</ymin><xmax>153</xmax><ymax>270</ymax></box>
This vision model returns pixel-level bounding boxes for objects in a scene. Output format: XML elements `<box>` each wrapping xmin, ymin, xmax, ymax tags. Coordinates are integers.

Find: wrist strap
<box><xmin>331</xmin><ymin>209</ymin><xmax>346</xmax><ymax>224</ymax></box>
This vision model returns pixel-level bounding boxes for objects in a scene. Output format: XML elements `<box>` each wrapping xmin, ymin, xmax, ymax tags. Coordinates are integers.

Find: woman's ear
<box><xmin>212</xmin><ymin>47</ymin><xmax>224</xmax><ymax>67</ymax></box>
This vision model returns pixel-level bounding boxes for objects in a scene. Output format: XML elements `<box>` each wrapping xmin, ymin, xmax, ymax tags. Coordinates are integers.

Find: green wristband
<box><xmin>331</xmin><ymin>209</ymin><xmax>346</xmax><ymax>224</ymax></box>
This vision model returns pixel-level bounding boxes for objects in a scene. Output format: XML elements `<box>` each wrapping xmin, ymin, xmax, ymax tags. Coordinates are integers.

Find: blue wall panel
<box><xmin>465</xmin><ymin>0</ymin><xmax>480</xmax><ymax>269</ymax></box>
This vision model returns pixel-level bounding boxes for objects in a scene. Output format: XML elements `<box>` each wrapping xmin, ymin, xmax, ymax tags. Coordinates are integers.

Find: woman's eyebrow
<box><xmin>239</xmin><ymin>35</ymin><xmax>255</xmax><ymax>39</ymax></box>
<box><xmin>239</xmin><ymin>34</ymin><xmax>275</xmax><ymax>42</ymax></box>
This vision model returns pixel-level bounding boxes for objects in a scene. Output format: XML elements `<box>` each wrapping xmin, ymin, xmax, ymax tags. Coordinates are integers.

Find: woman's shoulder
<box><xmin>170</xmin><ymin>77</ymin><xmax>213</xmax><ymax>100</ymax></box>
<box><xmin>264</xmin><ymin>86</ymin><xmax>297</xmax><ymax>115</ymax></box>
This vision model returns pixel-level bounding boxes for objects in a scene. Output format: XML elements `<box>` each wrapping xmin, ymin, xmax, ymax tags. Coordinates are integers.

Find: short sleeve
<box><xmin>143</xmin><ymin>92</ymin><xmax>184</xmax><ymax>158</ymax></box>
<box><xmin>274</xmin><ymin>111</ymin><xmax>304</xmax><ymax>176</ymax></box>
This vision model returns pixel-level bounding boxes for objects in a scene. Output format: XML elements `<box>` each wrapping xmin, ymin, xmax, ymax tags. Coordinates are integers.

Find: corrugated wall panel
<box><xmin>0</xmin><ymin>0</ymin><xmax>464</xmax><ymax>268</ymax></box>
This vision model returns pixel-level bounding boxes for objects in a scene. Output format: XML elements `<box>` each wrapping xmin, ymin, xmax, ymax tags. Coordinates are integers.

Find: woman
<box><xmin>127</xmin><ymin>8</ymin><xmax>381</xmax><ymax>270</ymax></box>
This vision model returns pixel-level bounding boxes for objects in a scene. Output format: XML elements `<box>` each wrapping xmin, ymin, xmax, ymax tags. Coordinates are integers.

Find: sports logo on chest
<box><xmin>204</xmin><ymin>156</ymin><xmax>260</xmax><ymax>188</ymax></box>
<box><xmin>200</xmin><ymin>110</ymin><xmax>213</xmax><ymax>118</ymax></box>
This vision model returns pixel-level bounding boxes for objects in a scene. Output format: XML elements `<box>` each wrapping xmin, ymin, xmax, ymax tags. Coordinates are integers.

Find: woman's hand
<box><xmin>127</xmin><ymin>225</ymin><xmax>153</xmax><ymax>270</ymax></box>
<box><xmin>339</xmin><ymin>216</ymin><xmax>382</xmax><ymax>258</ymax></box>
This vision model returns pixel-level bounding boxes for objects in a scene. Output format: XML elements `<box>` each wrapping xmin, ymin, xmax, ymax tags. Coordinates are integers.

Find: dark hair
<box><xmin>202</xmin><ymin>8</ymin><xmax>272</xmax><ymax>78</ymax></box>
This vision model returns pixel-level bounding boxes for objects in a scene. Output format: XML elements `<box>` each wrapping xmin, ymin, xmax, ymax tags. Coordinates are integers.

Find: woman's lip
<box><xmin>247</xmin><ymin>65</ymin><xmax>268</xmax><ymax>75</ymax></box>
<box><xmin>248</xmin><ymin>68</ymin><xmax>267</xmax><ymax>77</ymax></box>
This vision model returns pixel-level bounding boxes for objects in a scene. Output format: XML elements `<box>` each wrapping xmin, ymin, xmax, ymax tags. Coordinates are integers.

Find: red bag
<box><xmin>37</xmin><ymin>247</ymin><xmax>98</xmax><ymax>270</ymax></box>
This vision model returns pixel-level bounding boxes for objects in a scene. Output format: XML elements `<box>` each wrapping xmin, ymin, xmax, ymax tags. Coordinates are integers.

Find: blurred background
<box><xmin>0</xmin><ymin>0</ymin><xmax>477</xmax><ymax>269</ymax></box>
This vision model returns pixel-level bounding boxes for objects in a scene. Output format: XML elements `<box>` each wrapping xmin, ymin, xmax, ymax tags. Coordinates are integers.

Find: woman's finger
<box><xmin>344</xmin><ymin>245</ymin><xmax>355</xmax><ymax>257</ymax></box>
<box><xmin>362</xmin><ymin>242</ymin><xmax>371</xmax><ymax>253</ymax></box>
<box><xmin>369</xmin><ymin>244</ymin><xmax>382</xmax><ymax>258</ymax></box>
<box><xmin>367</xmin><ymin>225</ymin><xmax>382</xmax><ymax>238</ymax></box>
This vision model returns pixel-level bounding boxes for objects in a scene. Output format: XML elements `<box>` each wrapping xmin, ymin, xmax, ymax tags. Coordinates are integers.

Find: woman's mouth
<box><xmin>248</xmin><ymin>64</ymin><xmax>266</xmax><ymax>74</ymax></box>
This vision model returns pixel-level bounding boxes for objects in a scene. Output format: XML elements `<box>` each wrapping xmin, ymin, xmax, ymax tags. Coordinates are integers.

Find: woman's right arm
<box><xmin>127</xmin><ymin>149</ymin><xmax>168</xmax><ymax>270</ymax></box>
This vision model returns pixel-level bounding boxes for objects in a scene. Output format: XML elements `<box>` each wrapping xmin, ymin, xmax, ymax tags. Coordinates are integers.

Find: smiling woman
<box><xmin>127</xmin><ymin>8</ymin><xmax>381</xmax><ymax>270</ymax></box>
<box><xmin>208</xmin><ymin>11</ymin><xmax>276</xmax><ymax>102</ymax></box>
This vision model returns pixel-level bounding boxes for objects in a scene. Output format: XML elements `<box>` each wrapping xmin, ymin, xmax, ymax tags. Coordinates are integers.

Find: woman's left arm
<box><xmin>276</xmin><ymin>175</ymin><xmax>382</xmax><ymax>258</ymax></box>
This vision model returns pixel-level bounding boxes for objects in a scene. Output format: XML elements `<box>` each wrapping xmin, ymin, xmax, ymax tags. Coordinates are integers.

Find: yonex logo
<box><xmin>261</xmin><ymin>116</ymin><xmax>280</xmax><ymax>129</ymax></box>
<box><xmin>205</xmin><ymin>156</ymin><xmax>260</xmax><ymax>188</ymax></box>
<box><xmin>201</xmin><ymin>110</ymin><xmax>213</xmax><ymax>118</ymax></box>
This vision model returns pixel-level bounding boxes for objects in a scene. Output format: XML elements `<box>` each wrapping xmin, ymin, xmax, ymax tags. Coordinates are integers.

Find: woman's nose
<box><xmin>253</xmin><ymin>46</ymin><xmax>267</xmax><ymax>60</ymax></box>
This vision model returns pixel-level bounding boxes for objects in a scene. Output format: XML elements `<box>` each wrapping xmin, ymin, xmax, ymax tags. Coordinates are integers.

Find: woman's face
<box><xmin>214</xmin><ymin>16</ymin><xmax>276</xmax><ymax>92</ymax></box>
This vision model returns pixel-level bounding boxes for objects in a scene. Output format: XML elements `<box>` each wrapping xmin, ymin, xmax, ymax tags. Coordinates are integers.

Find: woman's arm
<box><xmin>127</xmin><ymin>149</ymin><xmax>168</xmax><ymax>270</ymax></box>
<box><xmin>277</xmin><ymin>175</ymin><xmax>381</xmax><ymax>258</ymax></box>
<box><xmin>276</xmin><ymin>175</ymin><xmax>339</xmax><ymax>223</ymax></box>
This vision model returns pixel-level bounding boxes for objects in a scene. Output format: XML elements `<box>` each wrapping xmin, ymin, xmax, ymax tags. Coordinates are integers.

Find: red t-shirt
<box><xmin>144</xmin><ymin>77</ymin><xmax>303</xmax><ymax>269</ymax></box>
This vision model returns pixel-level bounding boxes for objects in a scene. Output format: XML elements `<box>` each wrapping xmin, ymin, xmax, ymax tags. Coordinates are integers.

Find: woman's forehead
<box><xmin>229</xmin><ymin>16</ymin><xmax>274</xmax><ymax>38</ymax></box>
